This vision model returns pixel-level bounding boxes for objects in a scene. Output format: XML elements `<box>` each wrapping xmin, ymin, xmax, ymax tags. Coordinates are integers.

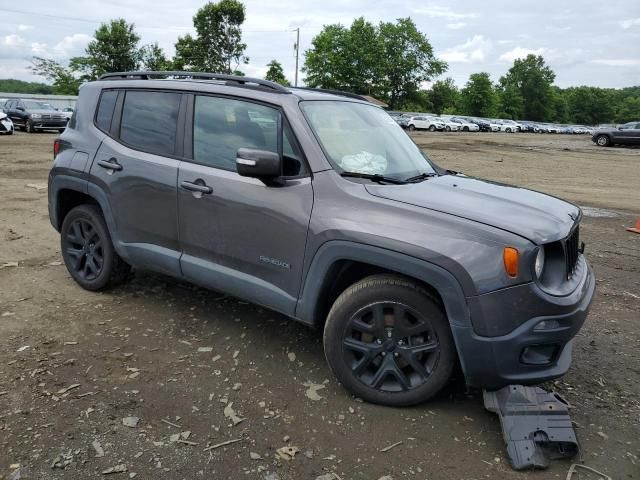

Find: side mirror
<box><xmin>236</xmin><ymin>148</ymin><xmax>281</xmax><ymax>179</ymax></box>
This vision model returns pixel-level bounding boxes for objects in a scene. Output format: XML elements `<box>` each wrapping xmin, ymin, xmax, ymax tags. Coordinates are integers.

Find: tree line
<box><xmin>4</xmin><ymin>1</ymin><xmax>637</xmax><ymax>125</ymax></box>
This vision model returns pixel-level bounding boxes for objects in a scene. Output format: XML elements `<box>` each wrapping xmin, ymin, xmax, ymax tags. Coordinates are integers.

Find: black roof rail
<box><xmin>292</xmin><ymin>87</ymin><xmax>370</xmax><ymax>102</ymax></box>
<box><xmin>98</xmin><ymin>71</ymin><xmax>290</xmax><ymax>93</ymax></box>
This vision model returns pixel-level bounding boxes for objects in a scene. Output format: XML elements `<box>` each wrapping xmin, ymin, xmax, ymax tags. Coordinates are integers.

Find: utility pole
<box><xmin>294</xmin><ymin>27</ymin><xmax>300</xmax><ymax>87</ymax></box>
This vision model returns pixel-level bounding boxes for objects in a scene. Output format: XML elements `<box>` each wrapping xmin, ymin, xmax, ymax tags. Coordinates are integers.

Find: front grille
<box><xmin>40</xmin><ymin>114</ymin><xmax>65</xmax><ymax>120</ymax></box>
<box><xmin>564</xmin><ymin>225</ymin><xmax>580</xmax><ymax>279</ymax></box>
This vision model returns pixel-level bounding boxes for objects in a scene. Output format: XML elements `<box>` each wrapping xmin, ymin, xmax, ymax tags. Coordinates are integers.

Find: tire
<box><xmin>445</xmin><ymin>126</ymin><xmax>451</xmax><ymax>132</ymax></box>
<box><xmin>58</xmin><ymin>129</ymin><xmax>65</xmax><ymax>133</ymax></box>
<box><xmin>463</xmin><ymin>126</ymin><xmax>469</xmax><ymax>132</ymax></box>
<box><xmin>506</xmin><ymin>127</ymin><xmax>512</xmax><ymax>133</ymax></box>
<box><xmin>428</xmin><ymin>125</ymin><xmax>436</xmax><ymax>132</ymax></box>
<box><xmin>408</xmin><ymin>124</ymin><xmax>415</xmax><ymax>131</ymax></box>
<box><xmin>25</xmin><ymin>119</ymin><xmax>34</xmax><ymax>133</ymax></box>
<box><xmin>323</xmin><ymin>274</ymin><xmax>456</xmax><ymax>406</ymax></box>
<box><xmin>595</xmin><ymin>134</ymin><xmax>610</xmax><ymax>147</ymax></box>
<box><xmin>60</xmin><ymin>204</ymin><xmax>131</xmax><ymax>291</ymax></box>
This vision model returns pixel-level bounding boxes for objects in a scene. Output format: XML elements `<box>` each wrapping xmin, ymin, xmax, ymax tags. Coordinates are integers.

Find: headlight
<box><xmin>534</xmin><ymin>247</ymin><xmax>545</xmax><ymax>278</ymax></box>
<box><xmin>31</xmin><ymin>113</ymin><xmax>41</xmax><ymax>118</ymax></box>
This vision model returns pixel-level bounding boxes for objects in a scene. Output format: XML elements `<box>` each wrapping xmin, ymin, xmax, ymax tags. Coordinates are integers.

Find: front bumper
<box><xmin>0</xmin><ymin>119</ymin><xmax>13</xmax><ymax>133</ymax></box>
<box><xmin>32</xmin><ymin>119</ymin><xmax>67</xmax><ymax>129</ymax></box>
<box><xmin>453</xmin><ymin>260</ymin><xmax>595</xmax><ymax>389</ymax></box>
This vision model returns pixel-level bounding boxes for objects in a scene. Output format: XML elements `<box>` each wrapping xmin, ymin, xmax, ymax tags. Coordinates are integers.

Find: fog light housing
<box><xmin>521</xmin><ymin>344</ymin><xmax>559</xmax><ymax>365</ymax></box>
<box><xmin>534</xmin><ymin>319</ymin><xmax>561</xmax><ymax>331</ymax></box>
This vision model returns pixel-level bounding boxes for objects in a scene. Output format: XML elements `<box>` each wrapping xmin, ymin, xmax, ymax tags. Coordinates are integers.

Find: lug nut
<box><xmin>394</xmin><ymin>352</ymin><xmax>399</xmax><ymax>357</ymax></box>
<box><xmin>381</xmin><ymin>352</ymin><xmax>386</xmax><ymax>356</ymax></box>
<box><xmin>376</xmin><ymin>339</ymin><xmax>382</xmax><ymax>344</ymax></box>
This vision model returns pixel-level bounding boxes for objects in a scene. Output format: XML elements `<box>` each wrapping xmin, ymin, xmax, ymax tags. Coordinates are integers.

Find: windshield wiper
<box><xmin>404</xmin><ymin>172</ymin><xmax>438</xmax><ymax>183</ymax></box>
<box><xmin>340</xmin><ymin>171</ymin><xmax>407</xmax><ymax>185</ymax></box>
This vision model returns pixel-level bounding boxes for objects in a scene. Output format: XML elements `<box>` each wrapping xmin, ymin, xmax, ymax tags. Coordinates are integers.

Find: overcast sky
<box><xmin>1</xmin><ymin>0</ymin><xmax>639</xmax><ymax>89</ymax></box>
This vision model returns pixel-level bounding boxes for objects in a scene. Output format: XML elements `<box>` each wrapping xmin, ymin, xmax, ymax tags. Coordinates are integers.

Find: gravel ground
<box><xmin>0</xmin><ymin>131</ymin><xmax>638</xmax><ymax>479</ymax></box>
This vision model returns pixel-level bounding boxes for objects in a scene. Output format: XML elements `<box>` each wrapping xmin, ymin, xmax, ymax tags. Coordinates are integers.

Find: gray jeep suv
<box><xmin>48</xmin><ymin>72</ymin><xmax>595</xmax><ymax>406</ymax></box>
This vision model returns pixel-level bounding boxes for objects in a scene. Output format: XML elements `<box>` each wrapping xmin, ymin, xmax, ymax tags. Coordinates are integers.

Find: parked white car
<box><xmin>494</xmin><ymin>120</ymin><xmax>520</xmax><ymax>133</ymax></box>
<box><xmin>450</xmin><ymin>117</ymin><xmax>480</xmax><ymax>132</ymax></box>
<box><xmin>60</xmin><ymin>107</ymin><xmax>74</xmax><ymax>120</ymax></box>
<box><xmin>406</xmin><ymin>115</ymin><xmax>445</xmax><ymax>132</ymax></box>
<box><xmin>0</xmin><ymin>111</ymin><xmax>14</xmax><ymax>135</ymax></box>
<box><xmin>440</xmin><ymin>118</ymin><xmax>460</xmax><ymax>132</ymax></box>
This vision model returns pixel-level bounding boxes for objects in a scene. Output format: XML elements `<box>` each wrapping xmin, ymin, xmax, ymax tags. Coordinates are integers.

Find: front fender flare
<box><xmin>295</xmin><ymin>240</ymin><xmax>471</xmax><ymax>329</ymax></box>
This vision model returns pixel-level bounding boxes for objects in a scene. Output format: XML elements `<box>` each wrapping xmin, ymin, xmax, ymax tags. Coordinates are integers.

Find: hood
<box><xmin>30</xmin><ymin>109</ymin><xmax>61</xmax><ymax>115</ymax></box>
<box><xmin>365</xmin><ymin>175</ymin><xmax>580</xmax><ymax>244</ymax></box>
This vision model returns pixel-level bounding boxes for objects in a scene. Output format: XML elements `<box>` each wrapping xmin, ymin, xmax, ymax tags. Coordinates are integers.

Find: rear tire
<box><xmin>323</xmin><ymin>274</ymin><xmax>456</xmax><ymax>406</ymax></box>
<box><xmin>429</xmin><ymin>125</ymin><xmax>436</xmax><ymax>132</ymax></box>
<box><xmin>445</xmin><ymin>126</ymin><xmax>451</xmax><ymax>132</ymax></box>
<box><xmin>408</xmin><ymin>124</ymin><xmax>415</xmax><ymax>131</ymax></box>
<box><xmin>595</xmin><ymin>134</ymin><xmax>610</xmax><ymax>147</ymax></box>
<box><xmin>60</xmin><ymin>204</ymin><xmax>130</xmax><ymax>291</ymax></box>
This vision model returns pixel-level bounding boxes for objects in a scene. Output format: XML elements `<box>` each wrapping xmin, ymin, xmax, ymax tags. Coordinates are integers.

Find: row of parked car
<box><xmin>390</xmin><ymin>113</ymin><xmax>595</xmax><ymax>135</ymax></box>
<box><xmin>0</xmin><ymin>97</ymin><xmax>74</xmax><ymax>135</ymax></box>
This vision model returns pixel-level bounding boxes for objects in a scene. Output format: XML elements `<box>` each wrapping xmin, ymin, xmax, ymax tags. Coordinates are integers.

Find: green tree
<box><xmin>75</xmin><ymin>19</ymin><xmax>142</xmax><ymax>79</ymax></box>
<box><xmin>565</xmin><ymin>86</ymin><xmax>615</xmax><ymax>125</ymax></box>
<box><xmin>303</xmin><ymin>17</ymin><xmax>446</xmax><ymax>108</ymax></box>
<box><xmin>174</xmin><ymin>0</ymin><xmax>248</xmax><ymax>73</ymax></box>
<box><xmin>499</xmin><ymin>54</ymin><xmax>555</xmax><ymax>121</ymax></box>
<box><xmin>264</xmin><ymin>60</ymin><xmax>290</xmax><ymax>86</ymax></box>
<box><xmin>429</xmin><ymin>77</ymin><xmax>459</xmax><ymax>115</ymax></box>
<box><xmin>30</xmin><ymin>57</ymin><xmax>83</xmax><ymax>94</ymax></box>
<box><xmin>378</xmin><ymin>18</ymin><xmax>446</xmax><ymax>108</ymax></box>
<box><xmin>460</xmin><ymin>72</ymin><xmax>497</xmax><ymax>117</ymax></box>
<box><xmin>0</xmin><ymin>78</ymin><xmax>53</xmax><ymax>94</ymax></box>
<box><xmin>497</xmin><ymin>82</ymin><xmax>524</xmax><ymax>119</ymax></box>
<box><xmin>140</xmin><ymin>42</ymin><xmax>171</xmax><ymax>71</ymax></box>
<box><xmin>550</xmin><ymin>86</ymin><xmax>569</xmax><ymax>123</ymax></box>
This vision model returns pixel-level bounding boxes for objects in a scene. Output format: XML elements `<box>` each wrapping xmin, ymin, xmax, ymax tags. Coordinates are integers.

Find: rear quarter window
<box><xmin>95</xmin><ymin>90</ymin><xmax>118</xmax><ymax>132</ymax></box>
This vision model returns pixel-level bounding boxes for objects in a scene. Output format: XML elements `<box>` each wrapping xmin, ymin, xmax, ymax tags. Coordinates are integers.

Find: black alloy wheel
<box><xmin>342</xmin><ymin>301</ymin><xmax>441</xmax><ymax>393</ymax></box>
<box><xmin>63</xmin><ymin>218</ymin><xmax>104</xmax><ymax>281</ymax></box>
<box><xmin>324</xmin><ymin>274</ymin><xmax>456</xmax><ymax>406</ymax></box>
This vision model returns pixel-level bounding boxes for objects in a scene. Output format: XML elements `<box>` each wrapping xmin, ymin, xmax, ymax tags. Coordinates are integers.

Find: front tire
<box><xmin>323</xmin><ymin>274</ymin><xmax>456</xmax><ymax>406</ymax></box>
<box><xmin>25</xmin><ymin>120</ymin><xmax>34</xmax><ymax>133</ymax></box>
<box><xmin>428</xmin><ymin>125</ymin><xmax>436</xmax><ymax>132</ymax></box>
<box><xmin>408</xmin><ymin>124</ymin><xmax>415</xmax><ymax>131</ymax></box>
<box><xmin>445</xmin><ymin>126</ymin><xmax>451</xmax><ymax>132</ymax></box>
<box><xmin>595</xmin><ymin>134</ymin><xmax>610</xmax><ymax>147</ymax></box>
<box><xmin>60</xmin><ymin>205</ymin><xmax>130</xmax><ymax>291</ymax></box>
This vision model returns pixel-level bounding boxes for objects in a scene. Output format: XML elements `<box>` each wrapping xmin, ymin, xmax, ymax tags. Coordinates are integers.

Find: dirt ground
<box><xmin>0</xmin><ymin>131</ymin><xmax>638</xmax><ymax>480</ymax></box>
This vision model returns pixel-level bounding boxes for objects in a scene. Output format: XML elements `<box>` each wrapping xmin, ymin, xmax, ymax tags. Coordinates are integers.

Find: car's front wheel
<box><xmin>60</xmin><ymin>205</ymin><xmax>130</xmax><ymax>291</ymax></box>
<box><xmin>428</xmin><ymin>125</ymin><xmax>436</xmax><ymax>132</ymax></box>
<box><xmin>595</xmin><ymin>134</ymin><xmax>610</xmax><ymax>147</ymax></box>
<box><xmin>445</xmin><ymin>126</ymin><xmax>451</xmax><ymax>132</ymax></box>
<box><xmin>323</xmin><ymin>274</ymin><xmax>456</xmax><ymax>406</ymax></box>
<box><xmin>408</xmin><ymin>124</ymin><xmax>415</xmax><ymax>131</ymax></box>
<box><xmin>25</xmin><ymin>119</ymin><xmax>34</xmax><ymax>133</ymax></box>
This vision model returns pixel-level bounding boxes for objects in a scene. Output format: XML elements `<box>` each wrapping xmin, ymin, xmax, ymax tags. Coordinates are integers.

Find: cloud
<box><xmin>440</xmin><ymin>35</ymin><xmax>491</xmax><ymax>63</ymax></box>
<box><xmin>446</xmin><ymin>22</ymin><xmax>466</xmax><ymax>30</ymax></box>
<box><xmin>409</xmin><ymin>6</ymin><xmax>478</xmax><ymax>20</ymax></box>
<box><xmin>592</xmin><ymin>58</ymin><xmax>640</xmax><ymax>67</ymax></box>
<box><xmin>17</xmin><ymin>25</ymin><xmax>33</xmax><ymax>32</ymax></box>
<box><xmin>498</xmin><ymin>47</ymin><xmax>546</xmax><ymax>63</ymax></box>
<box><xmin>619</xmin><ymin>18</ymin><xmax>640</xmax><ymax>29</ymax></box>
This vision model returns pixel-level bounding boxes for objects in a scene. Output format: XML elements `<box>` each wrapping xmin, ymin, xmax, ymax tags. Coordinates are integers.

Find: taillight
<box><xmin>53</xmin><ymin>139</ymin><xmax>60</xmax><ymax>159</ymax></box>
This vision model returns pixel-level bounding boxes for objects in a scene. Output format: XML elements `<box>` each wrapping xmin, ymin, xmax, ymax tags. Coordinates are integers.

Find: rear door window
<box><xmin>119</xmin><ymin>91</ymin><xmax>181</xmax><ymax>156</ymax></box>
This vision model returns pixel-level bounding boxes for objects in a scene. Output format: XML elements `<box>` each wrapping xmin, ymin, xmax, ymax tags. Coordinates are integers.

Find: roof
<box><xmin>360</xmin><ymin>95</ymin><xmax>388</xmax><ymax>108</ymax></box>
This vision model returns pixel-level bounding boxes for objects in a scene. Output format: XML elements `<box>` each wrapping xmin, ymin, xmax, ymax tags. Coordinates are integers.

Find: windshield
<box><xmin>301</xmin><ymin>101</ymin><xmax>435</xmax><ymax>179</ymax></box>
<box><xmin>24</xmin><ymin>101</ymin><xmax>55</xmax><ymax>110</ymax></box>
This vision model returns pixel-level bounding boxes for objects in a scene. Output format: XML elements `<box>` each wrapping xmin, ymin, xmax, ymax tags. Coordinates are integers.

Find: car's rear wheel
<box><xmin>60</xmin><ymin>205</ymin><xmax>130</xmax><ymax>291</ymax></box>
<box><xmin>323</xmin><ymin>274</ymin><xmax>456</xmax><ymax>406</ymax></box>
<box><xmin>595</xmin><ymin>134</ymin><xmax>610</xmax><ymax>147</ymax></box>
<box><xmin>408</xmin><ymin>124</ymin><xmax>415</xmax><ymax>131</ymax></box>
<box><xmin>445</xmin><ymin>126</ymin><xmax>451</xmax><ymax>132</ymax></box>
<box><xmin>428</xmin><ymin>125</ymin><xmax>436</xmax><ymax>132</ymax></box>
<box><xmin>463</xmin><ymin>126</ymin><xmax>469</xmax><ymax>132</ymax></box>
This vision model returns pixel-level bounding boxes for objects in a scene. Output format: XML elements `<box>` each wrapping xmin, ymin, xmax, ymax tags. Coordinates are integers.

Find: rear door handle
<box><xmin>180</xmin><ymin>180</ymin><xmax>213</xmax><ymax>194</ymax></box>
<box><xmin>97</xmin><ymin>158</ymin><xmax>123</xmax><ymax>171</ymax></box>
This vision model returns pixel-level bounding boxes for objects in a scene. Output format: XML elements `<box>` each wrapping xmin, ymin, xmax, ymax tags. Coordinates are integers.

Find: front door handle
<box><xmin>97</xmin><ymin>158</ymin><xmax>123</xmax><ymax>171</ymax></box>
<box><xmin>181</xmin><ymin>180</ymin><xmax>213</xmax><ymax>195</ymax></box>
